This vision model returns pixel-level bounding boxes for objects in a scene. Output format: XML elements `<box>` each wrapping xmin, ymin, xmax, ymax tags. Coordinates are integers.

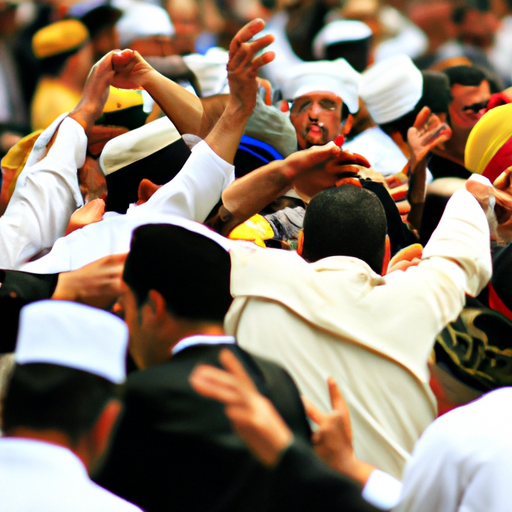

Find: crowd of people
<box><xmin>1</xmin><ymin>0</ymin><xmax>512</xmax><ymax>510</ymax></box>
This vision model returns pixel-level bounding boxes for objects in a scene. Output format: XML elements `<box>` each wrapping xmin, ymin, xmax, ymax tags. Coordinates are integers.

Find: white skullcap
<box><xmin>281</xmin><ymin>59</ymin><xmax>360</xmax><ymax>114</ymax></box>
<box><xmin>360</xmin><ymin>54</ymin><xmax>423</xmax><ymax>124</ymax></box>
<box><xmin>183</xmin><ymin>47</ymin><xmax>229</xmax><ymax>97</ymax></box>
<box><xmin>115</xmin><ymin>0</ymin><xmax>175</xmax><ymax>47</ymax></box>
<box><xmin>313</xmin><ymin>20</ymin><xmax>372</xmax><ymax>60</ymax></box>
<box><xmin>15</xmin><ymin>301</ymin><xmax>128</xmax><ymax>384</ymax></box>
<box><xmin>100</xmin><ymin>116</ymin><xmax>181</xmax><ymax>175</ymax></box>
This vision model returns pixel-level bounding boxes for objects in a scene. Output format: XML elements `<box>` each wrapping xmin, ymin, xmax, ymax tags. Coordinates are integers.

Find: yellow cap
<box><xmin>32</xmin><ymin>19</ymin><xmax>89</xmax><ymax>59</ymax></box>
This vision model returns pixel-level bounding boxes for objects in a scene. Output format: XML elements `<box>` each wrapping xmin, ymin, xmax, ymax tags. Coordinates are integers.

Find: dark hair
<box><xmin>442</xmin><ymin>65</ymin><xmax>486</xmax><ymax>87</ymax></box>
<box><xmin>39</xmin><ymin>47</ymin><xmax>81</xmax><ymax>76</ymax></box>
<box><xmin>302</xmin><ymin>185</ymin><xmax>387</xmax><ymax>273</ymax></box>
<box><xmin>324</xmin><ymin>37</ymin><xmax>373</xmax><ymax>73</ymax></box>
<box><xmin>2</xmin><ymin>364</ymin><xmax>120</xmax><ymax>445</ymax></box>
<box><xmin>123</xmin><ymin>224</ymin><xmax>232</xmax><ymax>322</ymax></box>
<box><xmin>381</xmin><ymin>71</ymin><xmax>452</xmax><ymax>141</ymax></box>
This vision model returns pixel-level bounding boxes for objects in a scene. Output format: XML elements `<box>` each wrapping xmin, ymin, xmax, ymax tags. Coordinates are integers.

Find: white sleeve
<box><xmin>128</xmin><ymin>139</ymin><xmax>234</xmax><ymax>222</ymax></box>
<box><xmin>362</xmin><ymin>470</ymin><xmax>402</xmax><ymax>510</ymax></box>
<box><xmin>0</xmin><ymin>116</ymin><xmax>85</xmax><ymax>269</ymax></box>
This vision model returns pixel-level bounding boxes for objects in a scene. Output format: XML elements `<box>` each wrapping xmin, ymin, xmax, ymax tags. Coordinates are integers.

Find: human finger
<box><xmin>302</xmin><ymin>395</ymin><xmax>328</xmax><ymax>426</ymax></box>
<box><xmin>218</xmin><ymin>348</ymin><xmax>258</xmax><ymax>391</ymax></box>
<box><xmin>229</xmin><ymin>18</ymin><xmax>266</xmax><ymax>57</ymax></box>
<box><xmin>228</xmin><ymin>35</ymin><xmax>274</xmax><ymax>71</ymax></box>
<box><xmin>190</xmin><ymin>364</ymin><xmax>245</xmax><ymax>404</ymax></box>
<box><xmin>413</xmin><ymin>106</ymin><xmax>431</xmax><ymax>130</ymax></box>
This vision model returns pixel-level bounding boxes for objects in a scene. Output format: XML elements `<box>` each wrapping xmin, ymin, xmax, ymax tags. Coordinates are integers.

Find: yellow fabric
<box><xmin>103</xmin><ymin>87</ymin><xmax>144</xmax><ymax>113</ymax></box>
<box><xmin>228</xmin><ymin>214</ymin><xmax>274</xmax><ymax>247</ymax></box>
<box><xmin>465</xmin><ymin>103</ymin><xmax>512</xmax><ymax>174</ymax></box>
<box><xmin>1</xmin><ymin>130</ymin><xmax>43</xmax><ymax>208</ymax></box>
<box><xmin>32</xmin><ymin>19</ymin><xmax>89</xmax><ymax>59</ymax></box>
<box><xmin>31</xmin><ymin>78</ymin><xmax>81</xmax><ymax>131</ymax></box>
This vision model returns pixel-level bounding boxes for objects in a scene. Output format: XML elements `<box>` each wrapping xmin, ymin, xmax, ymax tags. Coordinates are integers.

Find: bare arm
<box><xmin>110</xmin><ymin>49</ymin><xmax>228</xmax><ymax>138</ymax></box>
<box><xmin>214</xmin><ymin>143</ymin><xmax>370</xmax><ymax>235</ymax></box>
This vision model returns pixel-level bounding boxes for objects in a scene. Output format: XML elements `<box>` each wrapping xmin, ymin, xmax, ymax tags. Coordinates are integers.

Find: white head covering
<box><xmin>280</xmin><ymin>59</ymin><xmax>360</xmax><ymax>114</ymax></box>
<box><xmin>114</xmin><ymin>0</ymin><xmax>175</xmax><ymax>47</ymax></box>
<box><xmin>360</xmin><ymin>54</ymin><xmax>423</xmax><ymax>124</ymax></box>
<box><xmin>313</xmin><ymin>20</ymin><xmax>372</xmax><ymax>60</ymax></box>
<box><xmin>100</xmin><ymin>116</ymin><xmax>181</xmax><ymax>175</ymax></box>
<box><xmin>15</xmin><ymin>301</ymin><xmax>128</xmax><ymax>384</ymax></box>
<box><xmin>183</xmin><ymin>47</ymin><xmax>230</xmax><ymax>97</ymax></box>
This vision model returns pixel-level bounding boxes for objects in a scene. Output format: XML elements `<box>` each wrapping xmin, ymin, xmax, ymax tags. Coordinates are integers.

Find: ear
<box><xmin>146</xmin><ymin>289</ymin><xmax>168</xmax><ymax>319</ymax></box>
<box><xmin>82</xmin><ymin>398</ymin><xmax>123</xmax><ymax>471</ymax></box>
<box><xmin>297</xmin><ymin>229</ymin><xmax>304</xmax><ymax>256</ymax></box>
<box><xmin>342</xmin><ymin>114</ymin><xmax>353</xmax><ymax>136</ymax></box>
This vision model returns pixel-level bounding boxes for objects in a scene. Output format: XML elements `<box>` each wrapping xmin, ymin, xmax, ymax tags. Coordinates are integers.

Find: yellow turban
<box><xmin>32</xmin><ymin>19</ymin><xmax>89</xmax><ymax>59</ymax></box>
<box><xmin>465</xmin><ymin>103</ymin><xmax>512</xmax><ymax>182</ymax></box>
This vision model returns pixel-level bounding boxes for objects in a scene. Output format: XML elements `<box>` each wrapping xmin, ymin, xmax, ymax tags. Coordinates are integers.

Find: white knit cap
<box><xmin>313</xmin><ymin>20</ymin><xmax>372</xmax><ymax>60</ymax></box>
<box><xmin>281</xmin><ymin>59</ymin><xmax>360</xmax><ymax>113</ymax></box>
<box><xmin>360</xmin><ymin>54</ymin><xmax>423</xmax><ymax>124</ymax></box>
<box><xmin>115</xmin><ymin>0</ymin><xmax>175</xmax><ymax>47</ymax></box>
<box><xmin>15</xmin><ymin>301</ymin><xmax>128</xmax><ymax>384</ymax></box>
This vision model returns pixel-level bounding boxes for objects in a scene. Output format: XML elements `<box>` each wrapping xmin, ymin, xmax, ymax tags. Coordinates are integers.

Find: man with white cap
<box><xmin>0</xmin><ymin>300</ymin><xmax>141</xmax><ymax>511</ymax></box>
<box><xmin>312</xmin><ymin>20</ymin><xmax>374</xmax><ymax>72</ymax></box>
<box><xmin>281</xmin><ymin>59</ymin><xmax>360</xmax><ymax>151</ymax></box>
<box><xmin>344</xmin><ymin>55</ymin><xmax>452</xmax><ymax>178</ymax></box>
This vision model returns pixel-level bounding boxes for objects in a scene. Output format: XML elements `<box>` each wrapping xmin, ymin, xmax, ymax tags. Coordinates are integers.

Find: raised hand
<box><xmin>226</xmin><ymin>19</ymin><xmax>275</xmax><ymax>116</ymax></box>
<box><xmin>302</xmin><ymin>377</ymin><xmax>375</xmax><ymax>485</ymax></box>
<box><xmin>407</xmin><ymin>107</ymin><xmax>452</xmax><ymax>167</ymax></box>
<box><xmin>111</xmin><ymin>49</ymin><xmax>155</xmax><ymax>90</ymax></box>
<box><xmin>291</xmin><ymin>142</ymin><xmax>370</xmax><ymax>202</ymax></box>
<box><xmin>68</xmin><ymin>52</ymin><xmax>117</xmax><ymax>134</ymax></box>
<box><xmin>190</xmin><ymin>348</ymin><xmax>293</xmax><ymax>467</ymax></box>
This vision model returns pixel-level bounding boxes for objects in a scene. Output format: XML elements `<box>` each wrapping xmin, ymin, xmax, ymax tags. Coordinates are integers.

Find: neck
<box><xmin>6</xmin><ymin>427</ymin><xmax>90</xmax><ymax>469</ymax></box>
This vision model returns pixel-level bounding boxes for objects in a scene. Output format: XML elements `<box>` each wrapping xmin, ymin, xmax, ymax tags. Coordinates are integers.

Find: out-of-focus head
<box><xmin>312</xmin><ymin>20</ymin><xmax>373</xmax><ymax>72</ymax></box>
<box><xmin>465</xmin><ymin>103</ymin><xmax>512</xmax><ymax>182</ymax></box>
<box><xmin>115</xmin><ymin>0</ymin><xmax>175</xmax><ymax>56</ymax></box>
<box><xmin>66</xmin><ymin>0</ymin><xmax>123</xmax><ymax>61</ymax></box>
<box><xmin>282</xmin><ymin>60</ymin><xmax>360</xmax><ymax>149</ymax></box>
<box><xmin>360</xmin><ymin>54</ymin><xmax>423</xmax><ymax>126</ymax></box>
<box><xmin>32</xmin><ymin>19</ymin><xmax>93</xmax><ymax>80</ymax></box>
<box><xmin>442</xmin><ymin>65</ymin><xmax>491</xmax><ymax>130</ymax></box>
<box><xmin>2</xmin><ymin>301</ymin><xmax>128</xmax><ymax>448</ymax></box>
<box><xmin>301</xmin><ymin>184</ymin><xmax>387</xmax><ymax>274</ymax></box>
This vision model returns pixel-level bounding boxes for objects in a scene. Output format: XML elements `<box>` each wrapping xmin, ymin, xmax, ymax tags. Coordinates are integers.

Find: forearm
<box><xmin>0</xmin><ymin>118</ymin><xmax>86</xmax><ymax>268</ymax></box>
<box><xmin>140</xmin><ymin>69</ymin><xmax>228</xmax><ymax>137</ymax></box>
<box><xmin>222</xmin><ymin>158</ymin><xmax>294</xmax><ymax>221</ymax></box>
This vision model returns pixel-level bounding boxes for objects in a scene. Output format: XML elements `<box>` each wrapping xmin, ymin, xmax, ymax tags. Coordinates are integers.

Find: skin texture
<box><xmin>449</xmin><ymin>80</ymin><xmax>491</xmax><ymax>130</ymax></box>
<box><xmin>290</xmin><ymin>92</ymin><xmax>343</xmax><ymax>149</ymax></box>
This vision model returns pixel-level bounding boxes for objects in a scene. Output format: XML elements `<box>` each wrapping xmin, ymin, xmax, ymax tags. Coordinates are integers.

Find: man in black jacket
<box><xmin>93</xmin><ymin>221</ymin><xmax>312</xmax><ymax>512</ymax></box>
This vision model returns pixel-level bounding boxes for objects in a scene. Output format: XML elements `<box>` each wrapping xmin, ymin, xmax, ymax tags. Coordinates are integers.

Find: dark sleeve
<box><xmin>269</xmin><ymin>439</ymin><xmax>380</xmax><ymax>512</ymax></box>
<box><xmin>0</xmin><ymin>270</ymin><xmax>59</xmax><ymax>353</ymax></box>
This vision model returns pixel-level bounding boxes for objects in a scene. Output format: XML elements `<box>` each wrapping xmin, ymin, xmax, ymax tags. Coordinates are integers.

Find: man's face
<box><xmin>290</xmin><ymin>92</ymin><xmax>343</xmax><ymax>149</ymax></box>
<box><xmin>449</xmin><ymin>80</ymin><xmax>491</xmax><ymax>130</ymax></box>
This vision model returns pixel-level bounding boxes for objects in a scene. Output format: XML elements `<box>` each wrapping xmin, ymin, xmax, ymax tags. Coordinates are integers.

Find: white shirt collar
<box><xmin>171</xmin><ymin>334</ymin><xmax>236</xmax><ymax>356</ymax></box>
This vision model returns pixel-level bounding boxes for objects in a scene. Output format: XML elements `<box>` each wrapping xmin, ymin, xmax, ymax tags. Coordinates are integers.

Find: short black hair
<box><xmin>2</xmin><ymin>364</ymin><xmax>121</xmax><ymax>446</ymax></box>
<box><xmin>381</xmin><ymin>71</ymin><xmax>452</xmax><ymax>141</ymax></box>
<box><xmin>123</xmin><ymin>224</ymin><xmax>232</xmax><ymax>323</ymax></box>
<box><xmin>39</xmin><ymin>47</ymin><xmax>81</xmax><ymax>77</ymax></box>
<box><xmin>443</xmin><ymin>65</ymin><xmax>487</xmax><ymax>87</ymax></box>
<box><xmin>302</xmin><ymin>185</ymin><xmax>387</xmax><ymax>273</ymax></box>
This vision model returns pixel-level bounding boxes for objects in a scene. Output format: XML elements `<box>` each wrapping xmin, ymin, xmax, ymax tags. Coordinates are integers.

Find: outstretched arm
<box><xmin>0</xmin><ymin>53</ymin><xmax>116</xmax><ymax>269</ymax></box>
<box><xmin>214</xmin><ymin>142</ymin><xmax>369</xmax><ymax>236</ymax></box>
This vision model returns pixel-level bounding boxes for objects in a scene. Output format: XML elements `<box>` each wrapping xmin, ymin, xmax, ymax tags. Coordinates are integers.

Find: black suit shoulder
<box><xmin>96</xmin><ymin>343</ymin><xmax>311</xmax><ymax>512</ymax></box>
